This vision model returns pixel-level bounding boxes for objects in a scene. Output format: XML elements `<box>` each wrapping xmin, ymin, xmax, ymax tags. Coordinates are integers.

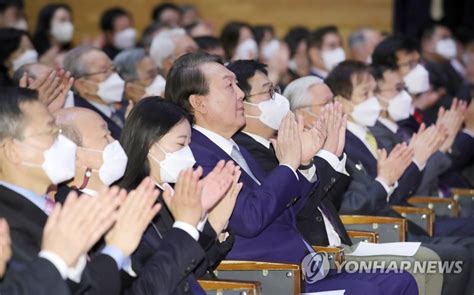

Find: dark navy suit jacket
<box><xmin>190</xmin><ymin>129</ymin><xmax>316</xmax><ymax>264</ymax></box>
<box><xmin>344</xmin><ymin>130</ymin><xmax>422</xmax><ymax>205</ymax></box>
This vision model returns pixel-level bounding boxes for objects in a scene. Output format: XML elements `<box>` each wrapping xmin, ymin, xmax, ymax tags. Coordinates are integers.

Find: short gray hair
<box><xmin>63</xmin><ymin>45</ymin><xmax>98</xmax><ymax>78</ymax></box>
<box><xmin>283</xmin><ymin>76</ymin><xmax>324</xmax><ymax>111</ymax></box>
<box><xmin>150</xmin><ymin>28</ymin><xmax>186</xmax><ymax>69</ymax></box>
<box><xmin>113</xmin><ymin>48</ymin><xmax>146</xmax><ymax>82</ymax></box>
<box><xmin>348</xmin><ymin>28</ymin><xmax>370</xmax><ymax>49</ymax></box>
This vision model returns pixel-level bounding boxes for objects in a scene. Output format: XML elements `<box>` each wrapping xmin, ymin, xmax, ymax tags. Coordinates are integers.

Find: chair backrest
<box><xmin>408</xmin><ymin>196</ymin><xmax>460</xmax><ymax>218</ymax></box>
<box><xmin>215</xmin><ymin>261</ymin><xmax>301</xmax><ymax>295</ymax></box>
<box><xmin>340</xmin><ymin>216</ymin><xmax>406</xmax><ymax>243</ymax></box>
<box><xmin>199</xmin><ymin>279</ymin><xmax>262</xmax><ymax>295</ymax></box>
<box><xmin>392</xmin><ymin>206</ymin><xmax>434</xmax><ymax>237</ymax></box>
<box><xmin>451</xmin><ymin>188</ymin><xmax>474</xmax><ymax>218</ymax></box>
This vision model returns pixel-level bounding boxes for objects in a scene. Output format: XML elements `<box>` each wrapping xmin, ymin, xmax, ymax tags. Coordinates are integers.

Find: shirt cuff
<box><xmin>173</xmin><ymin>221</ymin><xmax>200</xmax><ymax>241</ymax></box>
<box><xmin>102</xmin><ymin>245</ymin><xmax>126</xmax><ymax>270</ymax></box>
<box><xmin>298</xmin><ymin>164</ymin><xmax>317</xmax><ymax>182</ymax></box>
<box><xmin>316</xmin><ymin>150</ymin><xmax>349</xmax><ymax>175</ymax></box>
<box><xmin>197</xmin><ymin>214</ymin><xmax>208</xmax><ymax>232</ymax></box>
<box><xmin>412</xmin><ymin>159</ymin><xmax>426</xmax><ymax>171</ymax></box>
<box><xmin>375</xmin><ymin>177</ymin><xmax>399</xmax><ymax>202</ymax></box>
<box><xmin>279</xmin><ymin>164</ymin><xmax>299</xmax><ymax>180</ymax></box>
<box><xmin>462</xmin><ymin>128</ymin><xmax>474</xmax><ymax>138</ymax></box>
<box><xmin>66</xmin><ymin>255</ymin><xmax>87</xmax><ymax>283</ymax></box>
<box><xmin>38</xmin><ymin>250</ymin><xmax>68</xmax><ymax>280</ymax></box>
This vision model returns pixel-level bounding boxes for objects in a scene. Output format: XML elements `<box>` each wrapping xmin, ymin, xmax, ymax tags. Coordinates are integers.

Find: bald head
<box><xmin>13</xmin><ymin>63</ymin><xmax>53</xmax><ymax>86</ymax></box>
<box><xmin>55</xmin><ymin>107</ymin><xmax>112</xmax><ymax>150</ymax></box>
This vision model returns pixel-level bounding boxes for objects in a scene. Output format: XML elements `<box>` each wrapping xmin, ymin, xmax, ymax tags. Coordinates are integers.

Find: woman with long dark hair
<box><xmin>32</xmin><ymin>3</ymin><xmax>73</xmax><ymax>67</ymax></box>
<box><xmin>118</xmin><ymin>97</ymin><xmax>241</xmax><ymax>294</ymax></box>
<box><xmin>0</xmin><ymin>28</ymin><xmax>37</xmax><ymax>86</ymax></box>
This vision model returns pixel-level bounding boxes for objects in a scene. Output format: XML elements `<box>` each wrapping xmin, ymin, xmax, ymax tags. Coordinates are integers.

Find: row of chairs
<box><xmin>197</xmin><ymin>189</ymin><xmax>474</xmax><ymax>295</ymax></box>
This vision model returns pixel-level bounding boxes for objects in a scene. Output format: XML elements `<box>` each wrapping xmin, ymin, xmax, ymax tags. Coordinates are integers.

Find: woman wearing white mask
<box><xmin>113</xmin><ymin>48</ymin><xmax>166</xmax><ymax>103</ymax></box>
<box><xmin>100</xmin><ymin>7</ymin><xmax>136</xmax><ymax>60</ymax></box>
<box><xmin>32</xmin><ymin>4</ymin><xmax>74</xmax><ymax>68</ymax></box>
<box><xmin>221</xmin><ymin>21</ymin><xmax>259</xmax><ymax>61</ymax></box>
<box><xmin>0</xmin><ymin>28</ymin><xmax>38</xmax><ymax>86</ymax></box>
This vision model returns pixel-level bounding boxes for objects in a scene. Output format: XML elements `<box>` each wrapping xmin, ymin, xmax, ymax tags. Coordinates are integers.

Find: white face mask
<box><xmin>233</xmin><ymin>38</ymin><xmax>259</xmax><ymax>60</ymax></box>
<box><xmin>10</xmin><ymin>19</ymin><xmax>28</xmax><ymax>31</ymax></box>
<box><xmin>435</xmin><ymin>38</ymin><xmax>457</xmax><ymax>60</ymax></box>
<box><xmin>51</xmin><ymin>21</ymin><xmax>74</xmax><ymax>43</ymax></box>
<box><xmin>261</xmin><ymin>39</ymin><xmax>280</xmax><ymax>60</ymax></box>
<box><xmin>387</xmin><ymin>90</ymin><xmax>413</xmax><ymax>121</ymax></box>
<box><xmin>322</xmin><ymin>47</ymin><xmax>346</xmax><ymax>71</ymax></box>
<box><xmin>144</xmin><ymin>75</ymin><xmax>166</xmax><ymax>97</ymax></box>
<box><xmin>80</xmin><ymin>140</ymin><xmax>128</xmax><ymax>186</ymax></box>
<box><xmin>245</xmin><ymin>92</ymin><xmax>290</xmax><ymax>130</ymax></box>
<box><xmin>12</xmin><ymin>49</ymin><xmax>38</xmax><ymax>72</ymax></box>
<box><xmin>351</xmin><ymin>96</ymin><xmax>381</xmax><ymax>127</ymax></box>
<box><xmin>19</xmin><ymin>134</ymin><xmax>77</xmax><ymax>185</ymax></box>
<box><xmin>403</xmin><ymin>64</ymin><xmax>430</xmax><ymax>95</ymax></box>
<box><xmin>97</xmin><ymin>73</ymin><xmax>125</xmax><ymax>104</ymax></box>
<box><xmin>113</xmin><ymin>28</ymin><xmax>136</xmax><ymax>50</ymax></box>
<box><xmin>149</xmin><ymin>145</ymin><xmax>196</xmax><ymax>184</ymax></box>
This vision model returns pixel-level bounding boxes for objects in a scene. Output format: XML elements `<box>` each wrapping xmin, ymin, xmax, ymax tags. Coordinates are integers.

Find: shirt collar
<box><xmin>378</xmin><ymin>117</ymin><xmax>399</xmax><ymax>134</ymax></box>
<box><xmin>89</xmin><ymin>100</ymin><xmax>114</xmax><ymax>118</ymax></box>
<box><xmin>80</xmin><ymin>188</ymin><xmax>98</xmax><ymax>197</ymax></box>
<box><xmin>346</xmin><ymin>121</ymin><xmax>368</xmax><ymax>141</ymax></box>
<box><xmin>310</xmin><ymin>67</ymin><xmax>328</xmax><ymax>79</ymax></box>
<box><xmin>193</xmin><ymin>125</ymin><xmax>236</xmax><ymax>156</ymax></box>
<box><xmin>242</xmin><ymin>131</ymin><xmax>271</xmax><ymax>149</ymax></box>
<box><xmin>0</xmin><ymin>181</ymin><xmax>47</xmax><ymax>212</ymax></box>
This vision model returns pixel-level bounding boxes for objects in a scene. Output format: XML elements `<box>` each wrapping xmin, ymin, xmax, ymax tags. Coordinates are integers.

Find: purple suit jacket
<box><xmin>190</xmin><ymin>129</ymin><xmax>316</xmax><ymax>264</ymax></box>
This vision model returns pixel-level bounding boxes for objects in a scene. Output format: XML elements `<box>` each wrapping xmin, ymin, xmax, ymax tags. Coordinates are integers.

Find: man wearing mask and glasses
<box><xmin>63</xmin><ymin>46</ymin><xmax>127</xmax><ymax>139</ymax></box>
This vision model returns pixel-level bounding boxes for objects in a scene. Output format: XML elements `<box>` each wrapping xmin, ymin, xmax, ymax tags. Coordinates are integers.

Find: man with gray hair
<box><xmin>62</xmin><ymin>46</ymin><xmax>126</xmax><ymax>139</ymax></box>
<box><xmin>149</xmin><ymin>28</ymin><xmax>198</xmax><ymax>78</ymax></box>
<box><xmin>348</xmin><ymin>27</ymin><xmax>383</xmax><ymax>64</ymax></box>
<box><xmin>113</xmin><ymin>48</ymin><xmax>166</xmax><ymax>102</ymax></box>
<box><xmin>283</xmin><ymin>76</ymin><xmax>334</xmax><ymax>127</ymax></box>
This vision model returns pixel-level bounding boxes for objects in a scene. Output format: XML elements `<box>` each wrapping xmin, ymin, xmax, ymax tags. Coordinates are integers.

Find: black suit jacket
<box><xmin>72</xmin><ymin>93</ymin><xmax>122</xmax><ymax>140</ymax></box>
<box><xmin>0</xmin><ymin>257</ymin><xmax>69</xmax><ymax>295</ymax></box>
<box><xmin>0</xmin><ymin>185</ymin><xmax>121</xmax><ymax>295</ymax></box>
<box><xmin>232</xmin><ymin>132</ymin><xmax>352</xmax><ymax>246</ymax></box>
<box><xmin>56</xmin><ymin>185</ymin><xmax>233</xmax><ymax>295</ymax></box>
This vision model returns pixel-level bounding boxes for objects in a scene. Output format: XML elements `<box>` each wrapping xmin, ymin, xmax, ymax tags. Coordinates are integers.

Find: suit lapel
<box><xmin>191</xmin><ymin>129</ymin><xmax>263</xmax><ymax>185</ymax></box>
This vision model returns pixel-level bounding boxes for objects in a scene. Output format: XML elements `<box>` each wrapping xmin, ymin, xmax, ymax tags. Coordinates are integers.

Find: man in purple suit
<box><xmin>164</xmin><ymin>52</ymin><xmax>417</xmax><ymax>294</ymax></box>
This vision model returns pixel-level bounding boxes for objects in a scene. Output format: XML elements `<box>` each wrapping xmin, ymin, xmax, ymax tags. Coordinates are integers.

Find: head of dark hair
<box><xmin>369</xmin><ymin>63</ymin><xmax>393</xmax><ymax>83</ymax></box>
<box><xmin>307</xmin><ymin>25</ymin><xmax>339</xmax><ymax>49</ymax></box>
<box><xmin>119</xmin><ymin>98</ymin><xmax>191</xmax><ymax>190</ymax></box>
<box><xmin>284</xmin><ymin>26</ymin><xmax>310</xmax><ymax>58</ymax></box>
<box><xmin>194</xmin><ymin>36</ymin><xmax>222</xmax><ymax>51</ymax></box>
<box><xmin>0</xmin><ymin>28</ymin><xmax>27</xmax><ymax>65</ymax></box>
<box><xmin>0</xmin><ymin>0</ymin><xmax>23</xmax><ymax>13</ymax></box>
<box><xmin>151</xmin><ymin>2</ymin><xmax>181</xmax><ymax>23</ymax></box>
<box><xmin>325</xmin><ymin>60</ymin><xmax>370</xmax><ymax>100</ymax></box>
<box><xmin>32</xmin><ymin>3</ymin><xmax>72</xmax><ymax>56</ymax></box>
<box><xmin>371</xmin><ymin>35</ymin><xmax>419</xmax><ymax>69</ymax></box>
<box><xmin>0</xmin><ymin>86</ymin><xmax>38</xmax><ymax>142</ymax></box>
<box><xmin>164</xmin><ymin>52</ymin><xmax>223</xmax><ymax>118</ymax></box>
<box><xmin>253</xmin><ymin>25</ymin><xmax>274</xmax><ymax>46</ymax></box>
<box><xmin>220</xmin><ymin>21</ymin><xmax>252</xmax><ymax>60</ymax></box>
<box><xmin>226</xmin><ymin>60</ymin><xmax>267</xmax><ymax>96</ymax></box>
<box><xmin>421</xmin><ymin>22</ymin><xmax>450</xmax><ymax>41</ymax></box>
<box><xmin>100</xmin><ymin>7</ymin><xmax>129</xmax><ymax>33</ymax></box>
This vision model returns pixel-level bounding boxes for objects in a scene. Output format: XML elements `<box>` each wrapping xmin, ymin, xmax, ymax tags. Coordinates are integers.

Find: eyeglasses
<box><xmin>397</xmin><ymin>60</ymin><xmax>419</xmax><ymax>70</ymax></box>
<box><xmin>246</xmin><ymin>85</ymin><xmax>281</xmax><ymax>101</ymax></box>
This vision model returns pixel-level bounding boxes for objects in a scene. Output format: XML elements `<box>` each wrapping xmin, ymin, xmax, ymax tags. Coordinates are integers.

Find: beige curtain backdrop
<box><xmin>24</xmin><ymin>0</ymin><xmax>393</xmax><ymax>51</ymax></box>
